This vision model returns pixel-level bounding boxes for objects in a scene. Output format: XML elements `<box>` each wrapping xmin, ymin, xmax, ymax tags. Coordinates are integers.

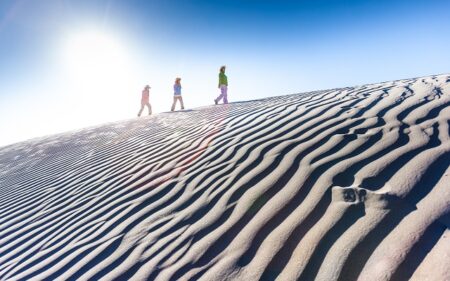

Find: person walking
<box><xmin>215</xmin><ymin>65</ymin><xmax>228</xmax><ymax>105</ymax></box>
<box><xmin>171</xmin><ymin>77</ymin><xmax>185</xmax><ymax>111</ymax></box>
<box><xmin>138</xmin><ymin>85</ymin><xmax>152</xmax><ymax>117</ymax></box>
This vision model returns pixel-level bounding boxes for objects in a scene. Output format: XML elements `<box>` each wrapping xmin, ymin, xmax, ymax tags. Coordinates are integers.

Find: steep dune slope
<box><xmin>0</xmin><ymin>74</ymin><xmax>449</xmax><ymax>281</ymax></box>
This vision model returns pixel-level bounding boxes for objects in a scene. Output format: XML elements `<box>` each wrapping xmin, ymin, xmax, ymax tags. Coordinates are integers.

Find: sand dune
<box><xmin>0</xmin><ymin>74</ymin><xmax>449</xmax><ymax>281</ymax></box>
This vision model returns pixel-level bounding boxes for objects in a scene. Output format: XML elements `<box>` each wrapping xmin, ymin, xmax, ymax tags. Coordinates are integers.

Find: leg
<box><xmin>222</xmin><ymin>86</ymin><xmax>228</xmax><ymax>104</ymax></box>
<box><xmin>138</xmin><ymin>104</ymin><xmax>144</xmax><ymax>117</ymax></box>
<box><xmin>171</xmin><ymin>97</ymin><xmax>177</xmax><ymax>111</ymax></box>
<box><xmin>179</xmin><ymin>96</ymin><xmax>185</xmax><ymax>110</ymax></box>
<box><xmin>147</xmin><ymin>103</ymin><xmax>152</xmax><ymax>115</ymax></box>
<box><xmin>215</xmin><ymin>88</ymin><xmax>225</xmax><ymax>104</ymax></box>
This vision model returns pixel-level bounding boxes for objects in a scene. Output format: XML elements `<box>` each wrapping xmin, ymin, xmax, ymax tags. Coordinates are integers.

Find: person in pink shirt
<box><xmin>138</xmin><ymin>85</ymin><xmax>152</xmax><ymax>117</ymax></box>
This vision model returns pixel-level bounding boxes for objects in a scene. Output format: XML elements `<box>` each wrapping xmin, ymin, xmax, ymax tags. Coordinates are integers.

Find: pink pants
<box><xmin>138</xmin><ymin>102</ymin><xmax>152</xmax><ymax>116</ymax></box>
<box><xmin>215</xmin><ymin>85</ymin><xmax>228</xmax><ymax>104</ymax></box>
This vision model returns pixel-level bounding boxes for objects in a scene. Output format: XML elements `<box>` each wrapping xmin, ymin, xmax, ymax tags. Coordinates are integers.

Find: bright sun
<box><xmin>63</xmin><ymin>30</ymin><xmax>130</xmax><ymax>87</ymax></box>
<box><xmin>61</xmin><ymin>29</ymin><xmax>140</xmax><ymax>118</ymax></box>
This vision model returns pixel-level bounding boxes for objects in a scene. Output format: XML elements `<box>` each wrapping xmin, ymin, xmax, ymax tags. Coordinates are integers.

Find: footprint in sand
<box><xmin>332</xmin><ymin>186</ymin><xmax>400</xmax><ymax>209</ymax></box>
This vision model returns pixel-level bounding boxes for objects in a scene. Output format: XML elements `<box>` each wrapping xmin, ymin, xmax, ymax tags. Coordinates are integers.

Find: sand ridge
<box><xmin>0</xmin><ymin>74</ymin><xmax>449</xmax><ymax>280</ymax></box>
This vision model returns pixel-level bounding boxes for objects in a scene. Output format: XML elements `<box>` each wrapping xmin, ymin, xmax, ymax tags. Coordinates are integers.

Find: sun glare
<box><xmin>63</xmin><ymin>30</ymin><xmax>131</xmax><ymax>87</ymax></box>
<box><xmin>60</xmin><ymin>28</ymin><xmax>140</xmax><ymax>119</ymax></box>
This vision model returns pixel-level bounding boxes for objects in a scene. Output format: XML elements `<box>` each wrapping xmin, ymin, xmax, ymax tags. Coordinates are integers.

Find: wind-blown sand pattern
<box><xmin>0</xmin><ymin>75</ymin><xmax>449</xmax><ymax>281</ymax></box>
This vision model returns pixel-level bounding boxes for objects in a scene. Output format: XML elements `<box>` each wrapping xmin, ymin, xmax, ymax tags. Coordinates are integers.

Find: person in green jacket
<box><xmin>215</xmin><ymin>65</ymin><xmax>228</xmax><ymax>104</ymax></box>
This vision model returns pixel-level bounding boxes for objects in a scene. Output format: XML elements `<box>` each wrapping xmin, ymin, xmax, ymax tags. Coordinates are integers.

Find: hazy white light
<box><xmin>59</xmin><ymin>28</ymin><xmax>143</xmax><ymax>122</ymax></box>
<box><xmin>63</xmin><ymin>29</ymin><xmax>131</xmax><ymax>87</ymax></box>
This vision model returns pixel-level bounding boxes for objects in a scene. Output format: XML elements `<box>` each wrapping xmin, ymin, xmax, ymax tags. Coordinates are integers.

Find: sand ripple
<box><xmin>0</xmin><ymin>75</ymin><xmax>449</xmax><ymax>280</ymax></box>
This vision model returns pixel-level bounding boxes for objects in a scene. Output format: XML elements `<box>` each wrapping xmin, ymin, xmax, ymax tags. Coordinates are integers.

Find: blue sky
<box><xmin>0</xmin><ymin>0</ymin><xmax>449</xmax><ymax>146</ymax></box>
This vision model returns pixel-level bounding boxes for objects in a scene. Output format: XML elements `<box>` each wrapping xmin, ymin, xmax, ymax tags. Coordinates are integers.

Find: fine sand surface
<box><xmin>0</xmin><ymin>74</ymin><xmax>449</xmax><ymax>281</ymax></box>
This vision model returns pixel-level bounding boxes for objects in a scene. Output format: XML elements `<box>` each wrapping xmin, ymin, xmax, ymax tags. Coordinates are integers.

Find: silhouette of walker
<box><xmin>138</xmin><ymin>85</ymin><xmax>152</xmax><ymax>117</ymax></box>
<box><xmin>215</xmin><ymin>65</ymin><xmax>228</xmax><ymax>105</ymax></box>
<box><xmin>171</xmin><ymin>77</ymin><xmax>185</xmax><ymax>111</ymax></box>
